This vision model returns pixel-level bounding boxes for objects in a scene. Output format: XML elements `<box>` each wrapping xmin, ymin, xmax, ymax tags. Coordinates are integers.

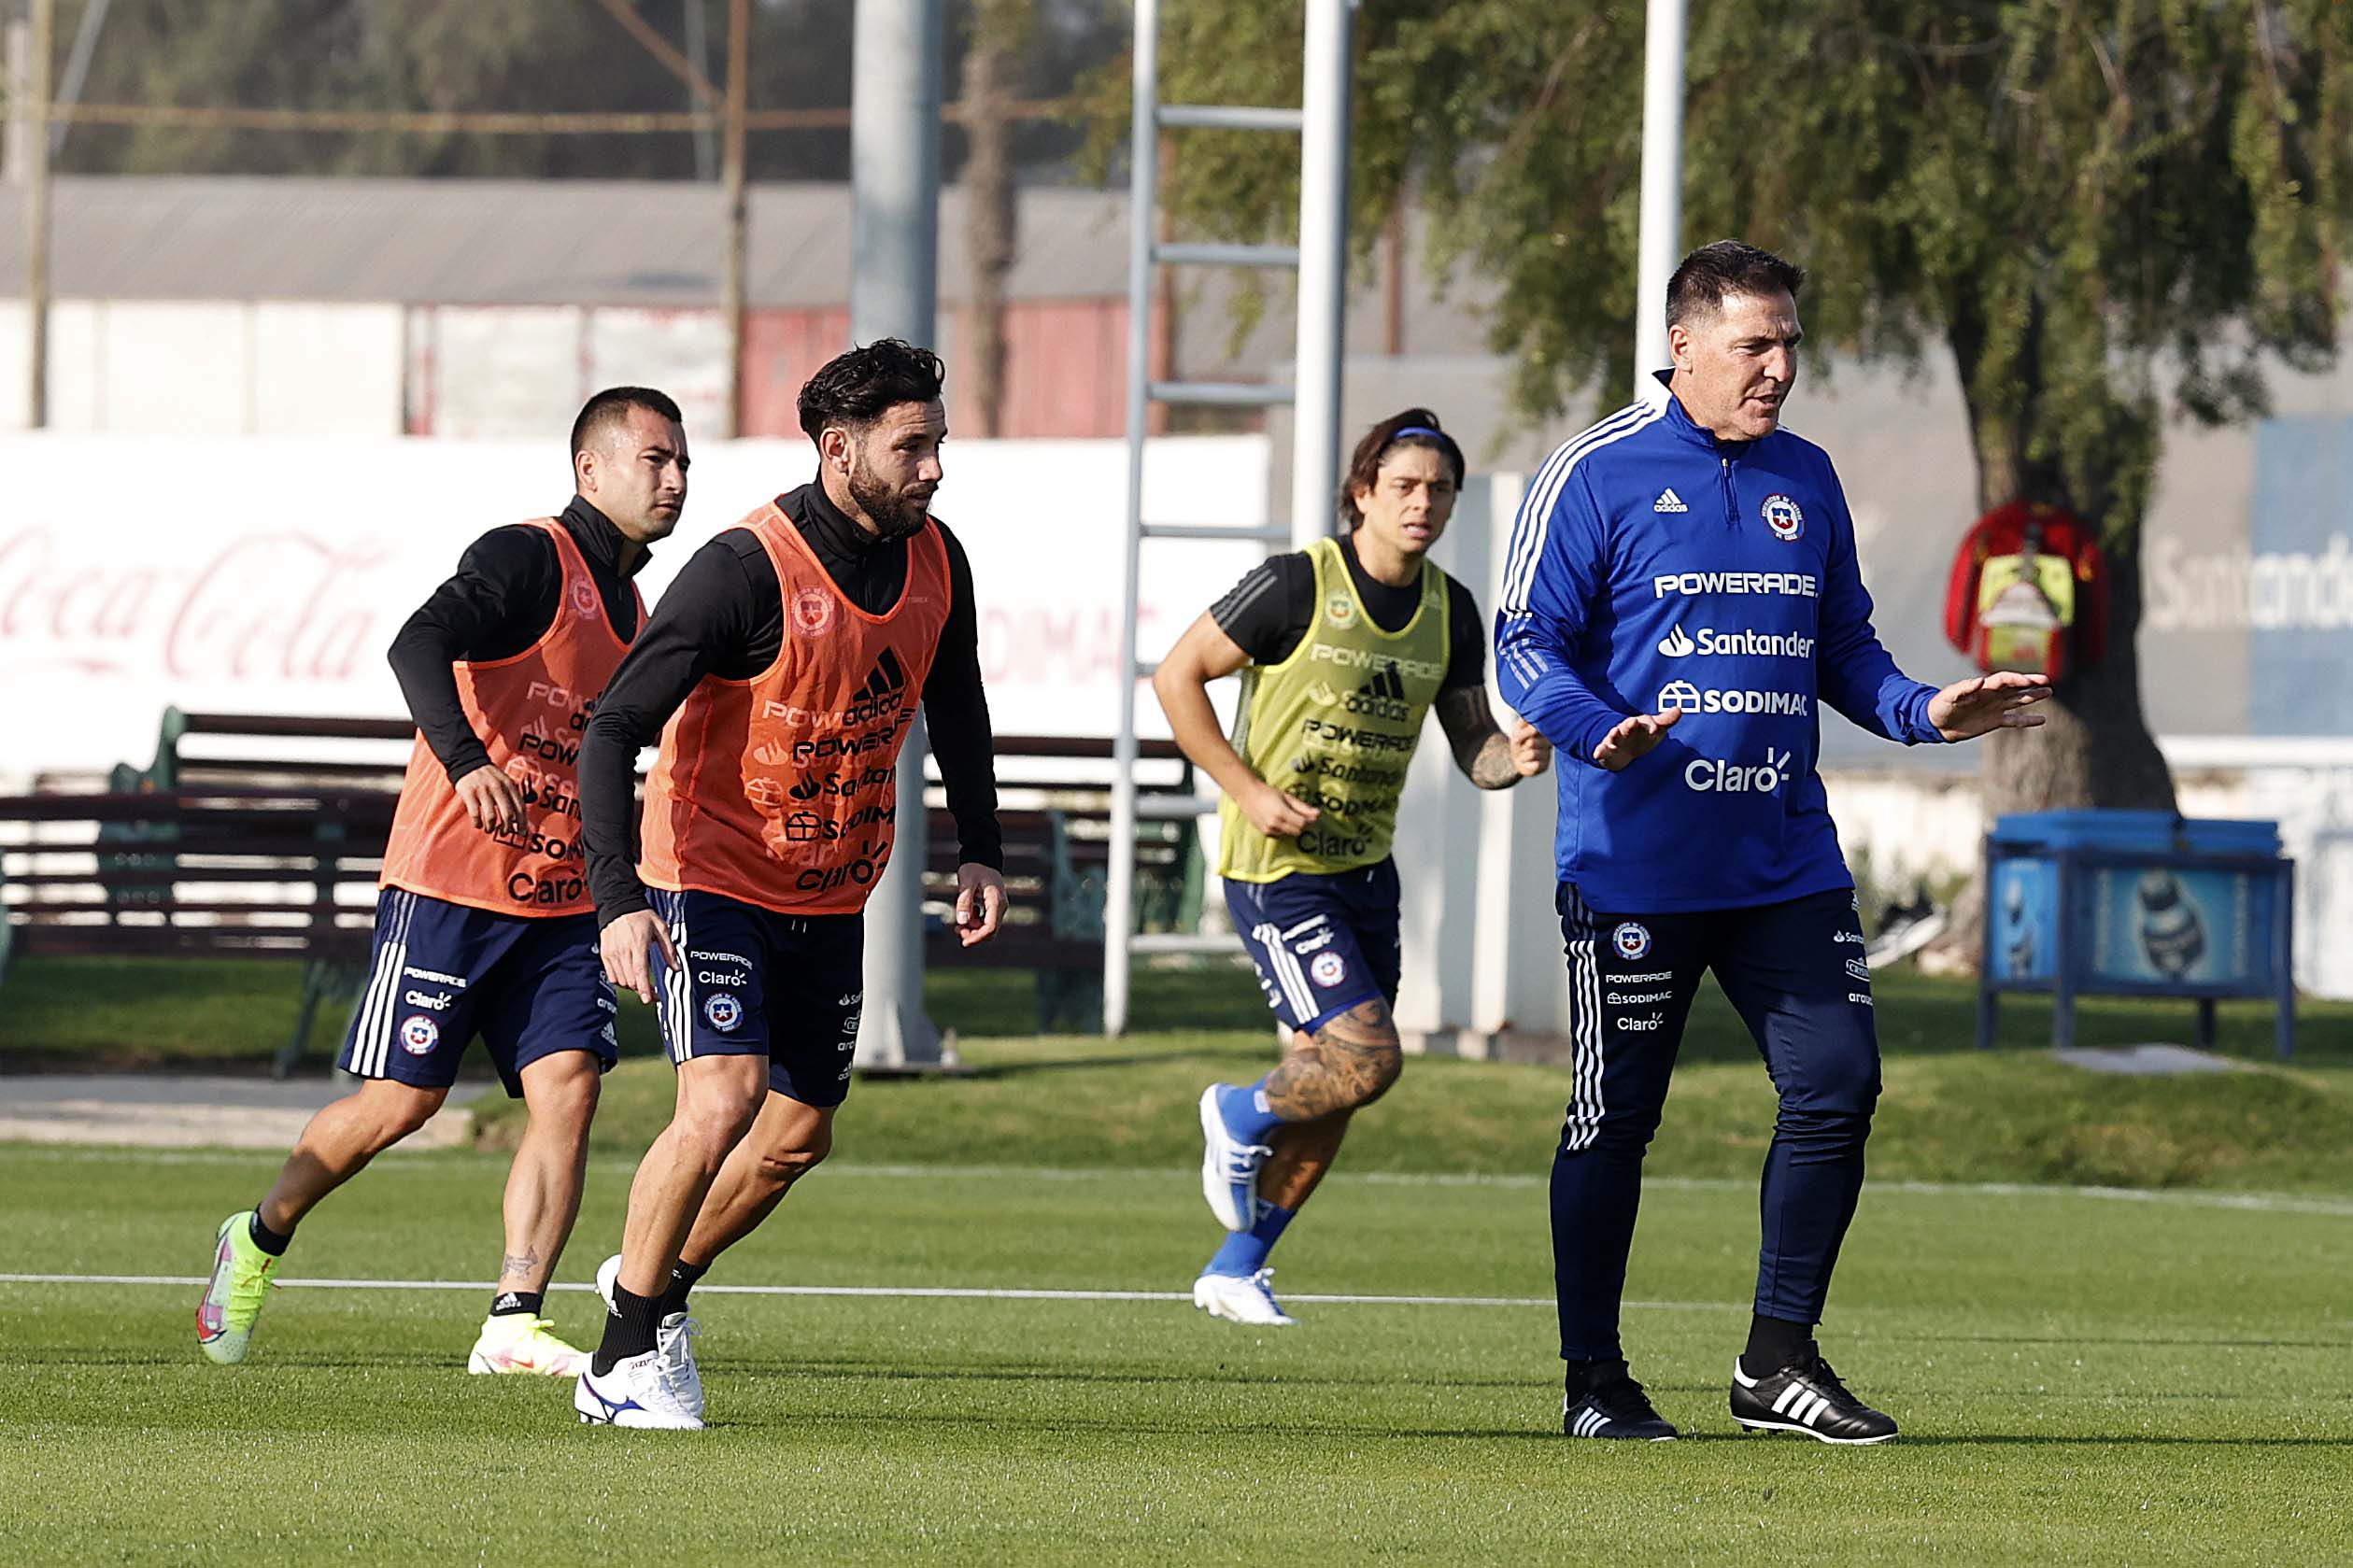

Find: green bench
<box><xmin>6</xmin><ymin>712</ymin><xmax>1206</xmax><ymax>1054</ymax></box>
<box><xmin>0</xmin><ymin>786</ymin><xmax>393</xmax><ymax>1072</ymax></box>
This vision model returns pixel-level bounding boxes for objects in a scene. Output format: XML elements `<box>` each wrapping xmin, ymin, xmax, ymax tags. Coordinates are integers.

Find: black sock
<box><xmin>489</xmin><ymin>1289</ymin><xmax>544</xmax><ymax>1318</ymax></box>
<box><xmin>658</xmin><ymin>1259</ymin><xmax>708</xmax><ymax>1319</ymax></box>
<box><xmin>1741</xmin><ymin>1314</ymin><xmax>1814</xmax><ymax>1378</ymax></box>
<box><xmin>1563</xmin><ymin>1356</ymin><xmax>1629</xmax><ymax>1399</ymax></box>
<box><xmin>248</xmin><ymin>1210</ymin><xmax>292</xmax><ymax>1257</ymax></box>
<box><xmin>591</xmin><ymin>1282</ymin><xmax>662</xmax><ymax>1377</ymax></box>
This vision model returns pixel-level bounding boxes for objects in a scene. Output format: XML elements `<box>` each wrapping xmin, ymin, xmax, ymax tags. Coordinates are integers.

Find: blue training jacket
<box><xmin>1495</xmin><ymin>384</ymin><xmax>1944</xmax><ymax>913</ymax></box>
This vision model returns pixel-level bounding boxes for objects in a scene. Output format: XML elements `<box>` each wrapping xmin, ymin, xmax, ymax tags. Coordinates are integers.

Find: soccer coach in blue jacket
<box><xmin>1497</xmin><ymin>241</ymin><xmax>2050</xmax><ymax>1445</ymax></box>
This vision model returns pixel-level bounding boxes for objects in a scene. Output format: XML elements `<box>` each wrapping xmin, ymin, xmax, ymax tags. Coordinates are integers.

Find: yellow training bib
<box><xmin>1217</xmin><ymin>537</ymin><xmax>1450</xmax><ymax>882</ymax></box>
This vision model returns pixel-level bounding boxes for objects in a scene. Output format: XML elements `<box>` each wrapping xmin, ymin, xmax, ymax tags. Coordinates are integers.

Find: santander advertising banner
<box><xmin>0</xmin><ymin>433</ymin><xmax>1269</xmax><ymax>779</ymax></box>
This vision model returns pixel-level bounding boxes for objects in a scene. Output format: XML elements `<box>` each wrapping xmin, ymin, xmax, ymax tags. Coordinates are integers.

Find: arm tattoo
<box><xmin>1434</xmin><ymin>685</ymin><xmax>1521</xmax><ymax>790</ymax></box>
<box><xmin>1263</xmin><ymin>999</ymin><xmax>1403</xmax><ymax>1120</ymax></box>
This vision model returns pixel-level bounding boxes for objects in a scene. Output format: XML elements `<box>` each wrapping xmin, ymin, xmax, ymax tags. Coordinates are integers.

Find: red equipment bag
<box><xmin>1943</xmin><ymin>501</ymin><xmax>2108</xmax><ymax>682</ymax></box>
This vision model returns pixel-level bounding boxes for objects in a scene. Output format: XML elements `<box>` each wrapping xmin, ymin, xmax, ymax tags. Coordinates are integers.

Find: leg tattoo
<box><xmin>1263</xmin><ymin>1000</ymin><xmax>1402</xmax><ymax>1122</ymax></box>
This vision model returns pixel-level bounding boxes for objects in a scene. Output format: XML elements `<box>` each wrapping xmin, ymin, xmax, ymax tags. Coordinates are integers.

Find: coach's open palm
<box><xmin>1591</xmin><ymin>709</ymin><xmax>1682</xmax><ymax>771</ymax></box>
<box><xmin>600</xmin><ymin>909</ymin><xmax>678</xmax><ymax>1003</ymax></box>
<box><xmin>1928</xmin><ymin>671</ymin><xmax>2052</xmax><ymax>741</ymax></box>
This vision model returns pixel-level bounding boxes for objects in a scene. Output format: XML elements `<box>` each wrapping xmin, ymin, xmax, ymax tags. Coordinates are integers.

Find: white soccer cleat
<box><xmin>574</xmin><ymin>1349</ymin><xmax>704</xmax><ymax>1430</ymax></box>
<box><xmin>653</xmin><ymin>1313</ymin><xmax>704</xmax><ymax>1419</ymax></box>
<box><xmin>1193</xmin><ymin>1268</ymin><xmax>1297</xmax><ymax>1327</ymax></box>
<box><xmin>594</xmin><ymin>1251</ymin><xmax>704</xmax><ymax>1419</ymax></box>
<box><xmin>1198</xmin><ymin>1086</ymin><xmax>1271</xmax><ymax>1232</ymax></box>
<box><xmin>466</xmin><ymin>1313</ymin><xmax>588</xmax><ymax>1377</ymax></box>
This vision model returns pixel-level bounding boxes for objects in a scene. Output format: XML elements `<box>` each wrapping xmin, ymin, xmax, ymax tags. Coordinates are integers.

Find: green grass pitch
<box><xmin>1</xmin><ymin>1131</ymin><xmax>2346</xmax><ymax>1564</ymax></box>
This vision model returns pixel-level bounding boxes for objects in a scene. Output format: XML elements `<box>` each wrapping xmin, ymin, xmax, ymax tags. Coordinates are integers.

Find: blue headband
<box><xmin>1389</xmin><ymin>425</ymin><xmax>1445</xmax><ymax>442</ymax></box>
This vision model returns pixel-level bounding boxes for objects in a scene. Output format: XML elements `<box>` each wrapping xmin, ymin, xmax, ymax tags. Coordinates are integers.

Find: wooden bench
<box><xmin>916</xmin><ymin>736</ymin><xmax>1203</xmax><ymax>1032</ymax></box>
<box><xmin>0</xmin><ymin>787</ymin><xmax>395</xmax><ymax>1071</ymax></box>
<box><xmin>111</xmin><ymin>707</ymin><xmax>416</xmax><ymax>795</ymax></box>
<box><xmin>7</xmin><ymin>712</ymin><xmax>1209</xmax><ymax>1049</ymax></box>
<box><xmin>127</xmin><ymin>717</ymin><xmax>1210</xmax><ymax>984</ymax></box>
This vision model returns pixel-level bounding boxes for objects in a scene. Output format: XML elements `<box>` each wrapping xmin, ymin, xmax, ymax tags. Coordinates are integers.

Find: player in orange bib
<box><xmin>193</xmin><ymin>389</ymin><xmax>690</xmax><ymax>1377</ymax></box>
<box><xmin>573</xmin><ymin>341</ymin><xmax>1006</xmax><ymax>1429</ymax></box>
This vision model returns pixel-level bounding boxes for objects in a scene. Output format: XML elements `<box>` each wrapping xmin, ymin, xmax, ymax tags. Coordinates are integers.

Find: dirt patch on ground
<box><xmin>0</xmin><ymin>1075</ymin><xmax>486</xmax><ymax>1150</ymax></box>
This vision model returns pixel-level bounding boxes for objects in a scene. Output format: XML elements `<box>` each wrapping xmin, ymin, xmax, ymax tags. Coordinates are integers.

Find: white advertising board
<box><xmin>0</xmin><ymin>433</ymin><xmax>1268</xmax><ymax>778</ymax></box>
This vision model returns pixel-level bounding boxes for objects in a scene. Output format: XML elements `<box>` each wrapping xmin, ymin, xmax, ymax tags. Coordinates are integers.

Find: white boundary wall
<box><xmin>0</xmin><ymin>432</ymin><xmax>1266</xmax><ymax>778</ymax></box>
<box><xmin>0</xmin><ymin>301</ymin><xmax>406</xmax><ymax>435</ymax></box>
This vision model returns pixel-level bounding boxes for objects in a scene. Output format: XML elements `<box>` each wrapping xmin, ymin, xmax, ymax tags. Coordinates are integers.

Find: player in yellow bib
<box><xmin>1153</xmin><ymin>408</ymin><xmax>1552</xmax><ymax>1325</ymax></box>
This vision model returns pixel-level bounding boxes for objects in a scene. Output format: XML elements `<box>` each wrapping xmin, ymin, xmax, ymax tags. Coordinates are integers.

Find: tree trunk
<box><xmin>1977</xmin><ymin>527</ymin><xmax>2176</xmax><ymax>821</ymax></box>
<box><xmin>961</xmin><ymin>8</ymin><xmax>1016</xmax><ymax>438</ymax></box>
<box><xmin>1924</xmin><ymin>299</ymin><xmax>2177</xmax><ymax>972</ymax></box>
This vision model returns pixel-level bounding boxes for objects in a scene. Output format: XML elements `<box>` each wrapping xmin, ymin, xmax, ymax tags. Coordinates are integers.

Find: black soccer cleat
<box><xmin>1729</xmin><ymin>1347</ymin><xmax>1898</xmax><ymax>1445</ymax></box>
<box><xmin>1562</xmin><ymin>1363</ymin><xmax>1679</xmax><ymax>1441</ymax></box>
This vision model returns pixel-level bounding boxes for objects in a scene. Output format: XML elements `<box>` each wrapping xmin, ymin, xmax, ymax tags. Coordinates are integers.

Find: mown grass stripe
<box><xmin>7</xmin><ymin>1145</ymin><xmax>2352</xmax><ymax>1217</ymax></box>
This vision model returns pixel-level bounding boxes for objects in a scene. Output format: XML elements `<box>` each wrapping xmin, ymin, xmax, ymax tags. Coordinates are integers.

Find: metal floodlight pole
<box><xmin>1289</xmin><ymin>0</ymin><xmax>1353</xmax><ymax>549</ymax></box>
<box><xmin>49</xmin><ymin>0</ymin><xmax>107</xmax><ymax>158</ymax></box>
<box><xmin>849</xmin><ymin>0</ymin><xmax>946</xmax><ymax>1068</ymax></box>
<box><xmin>684</xmin><ymin>0</ymin><xmax>718</xmax><ymax>180</ymax></box>
<box><xmin>720</xmin><ymin>0</ymin><xmax>748</xmax><ymax>439</ymax></box>
<box><xmin>1104</xmin><ymin>0</ymin><xmax>1162</xmax><ymax>1038</ymax></box>
<box><xmin>1632</xmin><ymin>0</ymin><xmax>1686</xmax><ymax>406</ymax></box>
<box><xmin>25</xmin><ymin>0</ymin><xmax>52</xmax><ymax>431</ymax></box>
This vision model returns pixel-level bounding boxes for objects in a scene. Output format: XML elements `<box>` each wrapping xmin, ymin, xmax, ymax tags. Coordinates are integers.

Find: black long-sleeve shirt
<box><xmin>579</xmin><ymin>482</ymin><xmax>1002</xmax><ymax>927</ymax></box>
<box><xmin>386</xmin><ymin>498</ymin><xmax>646</xmax><ymax>781</ymax></box>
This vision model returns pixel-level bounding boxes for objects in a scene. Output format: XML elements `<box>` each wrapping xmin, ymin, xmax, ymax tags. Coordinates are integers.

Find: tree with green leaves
<box><xmin>1118</xmin><ymin>1</ymin><xmax>2353</xmax><ymax>843</ymax></box>
<box><xmin>41</xmin><ymin>0</ymin><xmax>1123</xmax><ymax>184</ymax></box>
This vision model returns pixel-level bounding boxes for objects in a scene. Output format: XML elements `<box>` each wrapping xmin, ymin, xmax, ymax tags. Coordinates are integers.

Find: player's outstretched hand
<box><xmin>1240</xmin><ymin>780</ymin><xmax>1320</xmax><ymax>838</ymax></box>
<box><xmin>1509</xmin><ymin>718</ymin><xmax>1552</xmax><ymax>778</ymax></box>
<box><xmin>454</xmin><ymin>762</ymin><xmax>527</xmax><ymax>836</ymax></box>
<box><xmin>1590</xmin><ymin>709</ymin><xmax>1681</xmax><ymax>772</ymax></box>
<box><xmin>1928</xmin><ymin>670</ymin><xmax>2053</xmax><ymax>742</ymax></box>
<box><xmin>954</xmin><ymin>863</ymin><xmax>1007</xmax><ymax>948</ymax></box>
<box><xmin>600</xmin><ymin>909</ymin><xmax>678</xmax><ymax>1005</ymax></box>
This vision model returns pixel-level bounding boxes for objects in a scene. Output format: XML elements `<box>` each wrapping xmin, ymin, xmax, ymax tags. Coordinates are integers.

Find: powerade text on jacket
<box><xmin>1494</xmin><ymin>388</ymin><xmax>1944</xmax><ymax>913</ymax></box>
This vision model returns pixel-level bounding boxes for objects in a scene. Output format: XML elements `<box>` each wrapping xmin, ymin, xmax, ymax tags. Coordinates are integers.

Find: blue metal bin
<box><xmin>1978</xmin><ymin>811</ymin><xmax>2295</xmax><ymax>1057</ymax></box>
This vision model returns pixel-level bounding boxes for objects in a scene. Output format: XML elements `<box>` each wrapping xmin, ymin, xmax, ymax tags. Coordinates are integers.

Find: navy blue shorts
<box><xmin>1224</xmin><ymin>858</ymin><xmax>1402</xmax><ymax>1034</ymax></box>
<box><xmin>337</xmin><ymin>888</ymin><xmax>618</xmax><ymax>1098</ymax></box>
<box><xmin>646</xmin><ymin>888</ymin><xmax>865</xmax><ymax>1108</ymax></box>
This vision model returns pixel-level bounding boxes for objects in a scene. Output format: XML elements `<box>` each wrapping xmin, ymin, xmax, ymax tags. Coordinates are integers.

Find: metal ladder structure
<box><xmin>1103</xmin><ymin>0</ymin><xmax>1356</xmax><ymax>1036</ymax></box>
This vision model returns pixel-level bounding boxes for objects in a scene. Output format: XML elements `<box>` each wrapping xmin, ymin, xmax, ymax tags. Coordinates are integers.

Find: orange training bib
<box><xmin>380</xmin><ymin>519</ymin><xmax>640</xmax><ymax>917</ymax></box>
<box><xmin>638</xmin><ymin>503</ymin><xmax>954</xmax><ymax>916</ymax></box>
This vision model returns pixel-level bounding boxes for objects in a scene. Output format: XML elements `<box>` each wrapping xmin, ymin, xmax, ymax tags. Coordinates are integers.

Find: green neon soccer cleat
<box><xmin>195</xmin><ymin>1212</ymin><xmax>282</xmax><ymax>1365</ymax></box>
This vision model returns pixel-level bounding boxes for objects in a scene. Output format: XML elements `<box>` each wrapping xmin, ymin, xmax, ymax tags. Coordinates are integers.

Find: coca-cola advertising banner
<box><xmin>0</xmin><ymin>433</ymin><xmax>1269</xmax><ymax>779</ymax></box>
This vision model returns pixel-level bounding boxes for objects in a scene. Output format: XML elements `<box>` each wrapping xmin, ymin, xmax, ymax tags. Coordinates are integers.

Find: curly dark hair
<box><xmin>796</xmin><ymin>338</ymin><xmax>948</xmax><ymax>445</ymax></box>
<box><xmin>1335</xmin><ymin>408</ymin><xmax>1466</xmax><ymax>530</ymax></box>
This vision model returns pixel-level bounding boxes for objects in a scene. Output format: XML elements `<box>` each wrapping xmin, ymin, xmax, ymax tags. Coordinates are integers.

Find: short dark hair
<box><xmin>571</xmin><ymin>386</ymin><xmax>683</xmax><ymax>459</ymax></box>
<box><xmin>1666</xmin><ymin>240</ymin><xmax>1806</xmax><ymax>329</ymax></box>
<box><xmin>1337</xmin><ymin>408</ymin><xmax>1467</xmax><ymax>530</ymax></box>
<box><xmin>797</xmin><ymin>338</ymin><xmax>947</xmax><ymax>445</ymax></box>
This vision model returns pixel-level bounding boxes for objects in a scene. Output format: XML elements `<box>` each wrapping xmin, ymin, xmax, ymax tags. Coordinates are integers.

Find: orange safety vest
<box><xmin>380</xmin><ymin>518</ymin><xmax>642</xmax><ymax>917</ymax></box>
<box><xmin>639</xmin><ymin>502</ymin><xmax>953</xmax><ymax>916</ymax></box>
